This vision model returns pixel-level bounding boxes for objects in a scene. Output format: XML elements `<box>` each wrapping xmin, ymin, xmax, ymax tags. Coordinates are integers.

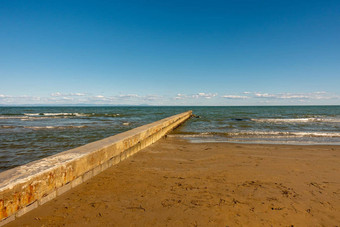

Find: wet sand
<box><xmin>7</xmin><ymin>137</ymin><xmax>340</xmax><ymax>226</ymax></box>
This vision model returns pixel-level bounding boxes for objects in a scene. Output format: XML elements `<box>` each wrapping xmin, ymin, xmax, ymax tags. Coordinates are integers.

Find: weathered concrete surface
<box><xmin>0</xmin><ymin>111</ymin><xmax>192</xmax><ymax>225</ymax></box>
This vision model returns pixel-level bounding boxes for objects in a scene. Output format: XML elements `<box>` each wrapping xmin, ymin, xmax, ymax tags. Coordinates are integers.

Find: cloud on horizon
<box><xmin>51</xmin><ymin>92</ymin><xmax>86</xmax><ymax>97</ymax></box>
<box><xmin>253</xmin><ymin>92</ymin><xmax>338</xmax><ymax>100</ymax></box>
<box><xmin>222</xmin><ymin>95</ymin><xmax>249</xmax><ymax>99</ymax></box>
<box><xmin>0</xmin><ymin>91</ymin><xmax>339</xmax><ymax>105</ymax></box>
<box><xmin>175</xmin><ymin>93</ymin><xmax>217</xmax><ymax>100</ymax></box>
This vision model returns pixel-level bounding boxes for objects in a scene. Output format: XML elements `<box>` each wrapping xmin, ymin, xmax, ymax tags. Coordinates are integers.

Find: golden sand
<box><xmin>8</xmin><ymin>137</ymin><xmax>340</xmax><ymax>226</ymax></box>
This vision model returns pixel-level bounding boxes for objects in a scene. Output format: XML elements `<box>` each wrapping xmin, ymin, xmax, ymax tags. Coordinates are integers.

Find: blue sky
<box><xmin>0</xmin><ymin>0</ymin><xmax>339</xmax><ymax>105</ymax></box>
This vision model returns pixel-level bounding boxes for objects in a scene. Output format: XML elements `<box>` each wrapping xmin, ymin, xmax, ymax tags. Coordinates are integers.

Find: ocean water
<box><xmin>1</xmin><ymin>106</ymin><xmax>340</xmax><ymax>171</ymax></box>
<box><xmin>176</xmin><ymin>106</ymin><xmax>340</xmax><ymax>145</ymax></box>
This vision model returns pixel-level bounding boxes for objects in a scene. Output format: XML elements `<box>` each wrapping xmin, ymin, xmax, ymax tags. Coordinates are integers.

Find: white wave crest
<box><xmin>227</xmin><ymin>131</ymin><xmax>340</xmax><ymax>138</ymax></box>
<box><xmin>168</xmin><ymin>134</ymin><xmax>214</xmax><ymax>138</ymax></box>
<box><xmin>252</xmin><ymin>118</ymin><xmax>340</xmax><ymax>123</ymax></box>
<box><xmin>23</xmin><ymin>125</ymin><xmax>87</xmax><ymax>130</ymax></box>
<box><xmin>23</xmin><ymin>113</ymin><xmax>88</xmax><ymax>117</ymax></box>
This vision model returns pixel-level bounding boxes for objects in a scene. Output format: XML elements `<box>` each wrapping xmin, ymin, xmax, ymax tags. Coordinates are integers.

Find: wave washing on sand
<box><xmin>224</xmin><ymin>131</ymin><xmax>340</xmax><ymax>138</ymax></box>
<box><xmin>252</xmin><ymin>117</ymin><xmax>340</xmax><ymax>123</ymax></box>
<box><xmin>171</xmin><ymin>130</ymin><xmax>340</xmax><ymax>145</ymax></box>
<box><xmin>172</xmin><ymin>131</ymin><xmax>340</xmax><ymax>138</ymax></box>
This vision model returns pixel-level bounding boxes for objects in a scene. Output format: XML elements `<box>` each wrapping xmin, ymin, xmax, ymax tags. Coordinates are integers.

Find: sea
<box><xmin>1</xmin><ymin>106</ymin><xmax>340</xmax><ymax>172</ymax></box>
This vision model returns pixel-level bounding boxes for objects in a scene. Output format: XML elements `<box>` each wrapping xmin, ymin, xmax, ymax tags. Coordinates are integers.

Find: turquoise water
<box><xmin>1</xmin><ymin>106</ymin><xmax>340</xmax><ymax>171</ymax></box>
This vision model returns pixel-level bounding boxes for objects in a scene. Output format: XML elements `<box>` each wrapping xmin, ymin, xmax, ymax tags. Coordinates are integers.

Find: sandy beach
<box><xmin>7</xmin><ymin>137</ymin><xmax>340</xmax><ymax>226</ymax></box>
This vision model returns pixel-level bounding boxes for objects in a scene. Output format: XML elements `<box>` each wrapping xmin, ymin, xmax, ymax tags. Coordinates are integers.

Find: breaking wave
<box><xmin>22</xmin><ymin>113</ymin><xmax>121</xmax><ymax>118</ymax></box>
<box><xmin>24</xmin><ymin>113</ymin><xmax>88</xmax><ymax>117</ymax></box>
<box><xmin>23</xmin><ymin>125</ymin><xmax>88</xmax><ymax>130</ymax></box>
<box><xmin>174</xmin><ymin>131</ymin><xmax>340</xmax><ymax>138</ymax></box>
<box><xmin>252</xmin><ymin>117</ymin><xmax>340</xmax><ymax>123</ymax></box>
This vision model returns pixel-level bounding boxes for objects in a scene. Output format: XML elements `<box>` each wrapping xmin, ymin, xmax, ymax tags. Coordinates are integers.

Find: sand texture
<box><xmin>7</xmin><ymin>137</ymin><xmax>340</xmax><ymax>226</ymax></box>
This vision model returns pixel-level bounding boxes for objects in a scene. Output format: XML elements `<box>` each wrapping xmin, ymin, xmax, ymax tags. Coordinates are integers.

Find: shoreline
<box><xmin>7</xmin><ymin>137</ymin><xmax>340</xmax><ymax>226</ymax></box>
<box><xmin>168</xmin><ymin>134</ymin><xmax>340</xmax><ymax>146</ymax></box>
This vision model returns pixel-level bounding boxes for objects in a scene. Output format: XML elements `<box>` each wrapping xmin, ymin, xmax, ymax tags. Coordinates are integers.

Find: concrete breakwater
<box><xmin>0</xmin><ymin>111</ymin><xmax>192</xmax><ymax>225</ymax></box>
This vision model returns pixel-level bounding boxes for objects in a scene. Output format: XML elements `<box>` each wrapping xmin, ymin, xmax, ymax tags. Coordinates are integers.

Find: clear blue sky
<box><xmin>1</xmin><ymin>0</ymin><xmax>339</xmax><ymax>105</ymax></box>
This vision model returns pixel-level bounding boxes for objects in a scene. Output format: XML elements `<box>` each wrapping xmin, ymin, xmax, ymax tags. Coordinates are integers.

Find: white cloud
<box><xmin>61</xmin><ymin>97</ymin><xmax>73</xmax><ymax>100</ymax></box>
<box><xmin>71</xmin><ymin>93</ymin><xmax>86</xmax><ymax>96</ymax></box>
<box><xmin>174</xmin><ymin>92</ymin><xmax>218</xmax><ymax>100</ymax></box>
<box><xmin>254</xmin><ymin>93</ymin><xmax>277</xmax><ymax>98</ymax></box>
<box><xmin>174</xmin><ymin>94</ymin><xmax>186</xmax><ymax>100</ymax></box>
<box><xmin>1</xmin><ymin>91</ymin><xmax>339</xmax><ymax>105</ymax></box>
<box><xmin>254</xmin><ymin>92</ymin><xmax>338</xmax><ymax>100</ymax></box>
<box><xmin>83</xmin><ymin>94</ymin><xmax>164</xmax><ymax>104</ymax></box>
<box><xmin>192</xmin><ymin>92</ymin><xmax>217</xmax><ymax>99</ymax></box>
<box><xmin>117</xmin><ymin>94</ymin><xmax>140</xmax><ymax>99</ymax></box>
<box><xmin>89</xmin><ymin>95</ymin><xmax>111</xmax><ymax>101</ymax></box>
<box><xmin>279</xmin><ymin>94</ymin><xmax>310</xmax><ymax>99</ymax></box>
<box><xmin>51</xmin><ymin>92</ymin><xmax>62</xmax><ymax>97</ymax></box>
<box><xmin>51</xmin><ymin>92</ymin><xmax>86</xmax><ymax>97</ymax></box>
<box><xmin>222</xmin><ymin>95</ymin><xmax>249</xmax><ymax>99</ymax></box>
<box><xmin>143</xmin><ymin>95</ymin><xmax>160</xmax><ymax>101</ymax></box>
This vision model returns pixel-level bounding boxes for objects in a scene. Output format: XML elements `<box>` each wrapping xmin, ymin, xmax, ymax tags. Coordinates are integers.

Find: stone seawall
<box><xmin>0</xmin><ymin>111</ymin><xmax>192</xmax><ymax>226</ymax></box>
